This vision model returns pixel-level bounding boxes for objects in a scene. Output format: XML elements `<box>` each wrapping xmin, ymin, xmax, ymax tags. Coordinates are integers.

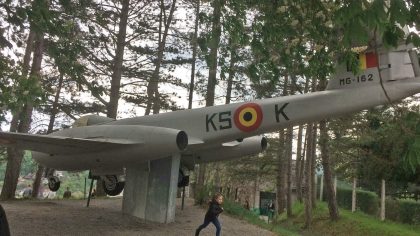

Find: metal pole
<box><xmin>380</xmin><ymin>179</ymin><xmax>386</xmax><ymax>221</ymax></box>
<box><xmin>181</xmin><ymin>186</ymin><xmax>186</xmax><ymax>210</ymax></box>
<box><xmin>86</xmin><ymin>179</ymin><xmax>95</xmax><ymax>208</ymax></box>
<box><xmin>352</xmin><ymin>177</ymin><xmax>357</xmax><ymax>212</ymax></box>
<box><xmin>84</xmin><ymin>177</ymin><xmax>87</xmax><ymax>200</ymax></box>
<box><xmin>319</xmin><ymin>174</ymin><xmax>324</xmax><ymax>201</ymax></box>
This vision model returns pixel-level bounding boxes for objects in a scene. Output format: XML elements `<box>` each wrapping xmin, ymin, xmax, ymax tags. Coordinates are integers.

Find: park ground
<box><xmin>1</xmin><ymin>197</ymin><xmax>275</xmax><ymax>236</ymax></box>
<box><xmin>2</xmin><ymin>197</ymin><xmax>420</xmax><ymax>236</ymax></box>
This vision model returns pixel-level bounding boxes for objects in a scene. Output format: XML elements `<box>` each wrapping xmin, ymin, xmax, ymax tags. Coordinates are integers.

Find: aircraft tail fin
<box><xmin>326</xmin><ymin>44</ymin><xmax>419</xmax><ymax>90</ymax></box>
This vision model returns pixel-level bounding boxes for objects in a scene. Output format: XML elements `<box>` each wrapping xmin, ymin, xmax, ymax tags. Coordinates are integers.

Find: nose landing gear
<box><xmin>102</xmin><ymin>175</ymin><xmax>125</xmax><ymax>196</ymax></box>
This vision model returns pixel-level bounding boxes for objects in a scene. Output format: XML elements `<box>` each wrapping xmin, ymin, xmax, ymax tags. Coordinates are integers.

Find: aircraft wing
<box><xmin>0</xmin><ymin>131</ymin><xmax>141</xmax><ymax>155</ymax></box>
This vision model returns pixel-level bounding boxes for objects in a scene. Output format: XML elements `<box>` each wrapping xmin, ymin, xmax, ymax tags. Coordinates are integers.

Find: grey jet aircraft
<box><xmin>0</xmin><ymin>44</ymin><xmax>419</xmax><ymax>196</ymax></box>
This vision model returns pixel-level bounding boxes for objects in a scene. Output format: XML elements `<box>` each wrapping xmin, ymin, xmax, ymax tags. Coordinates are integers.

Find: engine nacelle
<box><xmin>182</xmin><ymin>136</ymin><xmax>267</xmax><ymax>169</ymax></box>
<box><xmin>32</xmin><ymin>125</ymin><xmax>188</xmax><ymax>171</ymax></box>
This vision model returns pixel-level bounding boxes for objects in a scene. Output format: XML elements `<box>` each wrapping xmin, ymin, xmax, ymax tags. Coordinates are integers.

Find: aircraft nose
<box><xmin>176</xmin><ymin>131</ymin><xmax>188</xmax><ymax>151</ymax></box>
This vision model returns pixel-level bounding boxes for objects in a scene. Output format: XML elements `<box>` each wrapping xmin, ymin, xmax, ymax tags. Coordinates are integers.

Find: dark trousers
<box><xmin>0</xmin><ymin>204</ymin><xmax>10</xmax><ymax>236</ymax></box>
<box><xmin>195</xmin><ymin>217</ymin><xmax>221</xmax><ymax>236</ymax></box>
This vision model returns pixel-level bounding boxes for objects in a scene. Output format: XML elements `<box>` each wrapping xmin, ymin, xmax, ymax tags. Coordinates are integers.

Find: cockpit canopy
<box><xmin>72</xmin><ymin>115</ymin><xmax>114</xmax><ymax>127</ymax></box>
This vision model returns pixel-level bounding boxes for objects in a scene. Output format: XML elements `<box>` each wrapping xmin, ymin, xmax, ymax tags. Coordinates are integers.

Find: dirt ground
<box><xmin>1</xmin><ymin>197</ymin><xmax>276</xmax><ymax>236</ymax></box>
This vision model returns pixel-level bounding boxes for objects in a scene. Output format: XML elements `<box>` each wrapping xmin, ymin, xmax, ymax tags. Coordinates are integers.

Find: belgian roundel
<box><xmin>234</xmin><ymin>103</ymin><xmax>263</xmax><ymax>132</ymax></box>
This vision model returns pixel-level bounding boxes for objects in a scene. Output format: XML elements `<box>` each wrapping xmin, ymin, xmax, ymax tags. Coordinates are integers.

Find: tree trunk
<box><xmin>319</xmin><ymin>119</ymin><xmax>340</xmax><ymax>220</ymax></box>
<box><xmin>1</xmin><ymin>24</ymin><xmax>45</xmax><ymax>200</ymax></box>
<box><xmin>205</xmin><ymin>0</ymin><xmax>223</xmax><ymax>107</ymax></box>
<box><xmin>31</xmin><ymin>166</ymin><xmax>44</xmax><ymax>198</ymax></box>
<box><xmin>96</xmin><ymin>0</ymin><xmax>130</xmax><ymax>197</ymax></box>
<box><xmin>310</xmin><ymin>78</ymin><xmax>318</xmax><ymax>208</ymax></box>
<box><xmin>297</xmin><ymin>76</ymin><xmax>311</xmax><ymax>202</ymax></box>
<box><xmin>311</xmin><ymin>123</ymin><xmax>317</xmax><ymax>208</ymax></box>
<box><xmin>107</xmin><ymin>0</ymin><xmax>130</xmax><ymax>119</ymax></box>
<box><xmin>188</xmin><ymin>0</ymin><xmax>200</xmax><ymax>110</ymax></box>
<box><xmin>298</xmin><ymin>128</ymin><xmax>308</xmax><ymax>202</ymax></box>
<box><xmin>145</xmin><ymin>0</ymin><xmax>177</xmax><ymax>115</ymax></box>
<box><xmin>0</xmin><ymin>18</ymin><xmax>36</xmax><ymax>200</ymax></box>
<box><xmin>295</xmin><ymin>125</ymin><xmax>304</xmax><ymax>202</ymax></box>
<box><xmin>196</xmin><ymin>0</ymin><xmax>223</xmax><ymax>196</ymax></box>
<box><xmin>32</xmin><ymin>73</ymin><xmax>64</xmax><ymax>198</ymax></box>
<box><xmin>286</xmin><ymin>126</ymin><xmax>293</xmax><ymax>217</ymax></box>
<box><xmin>196</xmin><ymin>163</ymin><xmax>207</xmax><ymax>197</ymax></box>
<box><xmin>225</xmin><ymin>38</ymin><xmax>237</xmax><ymax>105</ymax></box>
<box><xmin>304</xmin><ymin>124</ymin><xmax>313</xmax><ymax>229</ymax></box>
<box><xmin>1</xmin><ymin>148</ymin><xmax>25</xmax><ymax>200</ymax></box>
<box><xmin>214</xmin><ymin>163</ymin><xmax>221</xmax><ymax>191</ymax></box>
<box><xmin>22</xmin><ymin>29</ymin><xmax>35</xmax><ymax>77</ymax></box>
<box><xmin>286</xmin><ymin>75</ymin><xmax>296</xmax><ymax>217</ymax></box>
<box><xmin>276</xmin><ymin>73</ymin><xmax>289</xmax><ymax>215</ymax></box>
<box><xmin>276</xmin><ymin>129</ymin><xmax>286</xmax><ymax>215</ymax></box>
<box><xmin>253</xmin><ymin>173</ymin><xmax>260</xmax><ymax>208</ymax></box>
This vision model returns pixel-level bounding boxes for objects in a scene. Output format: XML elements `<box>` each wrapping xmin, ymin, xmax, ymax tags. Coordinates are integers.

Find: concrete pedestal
<box><xmin>122</xmin><ymin>154</ymin><xmax>180</xmax><ymax>223</ymax></box>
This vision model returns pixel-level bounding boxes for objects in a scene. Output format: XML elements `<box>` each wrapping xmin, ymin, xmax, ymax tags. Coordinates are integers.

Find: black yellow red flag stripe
<box><xmin>359</xmin><ymin>52</ymin><xmax>378</xmax><ymax>69</ymax></box>
<box><xmin>234</xmin><ymin>103</ymin><xmax>263</xmax><ymax>132</ymax></box>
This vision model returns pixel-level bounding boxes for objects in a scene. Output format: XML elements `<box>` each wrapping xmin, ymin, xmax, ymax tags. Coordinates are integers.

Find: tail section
<box><xmin>327</xmin><ymin>44</ymin><xmax>419</xmax><ymax>90</ymax></box>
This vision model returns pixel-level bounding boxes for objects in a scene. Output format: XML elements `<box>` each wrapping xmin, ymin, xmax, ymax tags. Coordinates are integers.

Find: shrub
<box><xmin>336</xmin><ymin>188</ymin><xmax>353</xmax><ymax>210</ymax></box>
<box><xmin>385</xmin><ymin>198</ymin><xmax>400</xmax><ymax>222</ymax></box>
<box><xmin>357</xmin><ymin>189</ymin><xmax>379</xmax><ymax>215</ymax></box>
<box><xmin>336</xmin><ymin>187</ymin><xmax>379</xmax><ymax>215</ymax></box>
<box><xmin>194</xmin><ymin>184</ymin><xmax>213</xmax><ymax>205</ymax></box>
<box><xmin>386</xmin><ymin>198</ymin><xmax>420</xmax><ymax>225</ymax></box>
<box><xmin>398</xmin><ymin>199</ymin><xmax>420</xmax><ymax>225</ymax></box>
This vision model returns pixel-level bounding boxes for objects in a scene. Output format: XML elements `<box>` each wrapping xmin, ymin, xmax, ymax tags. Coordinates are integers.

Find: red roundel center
<box><xmin>234</xmin><ymin>103</ymin><xmax>263</xmax><ymax>132</ymax></box>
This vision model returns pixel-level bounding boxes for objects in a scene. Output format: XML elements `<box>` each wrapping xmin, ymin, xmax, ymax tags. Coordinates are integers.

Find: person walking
<box><xmin>63</xmin><ymin>187</ymin><xmax>72</xmax><ymax>199</ymax></box>
<box><xmin>195</xmin><ymin>193</ymin><xmax>224</xmax><ymax>236</ymax></box>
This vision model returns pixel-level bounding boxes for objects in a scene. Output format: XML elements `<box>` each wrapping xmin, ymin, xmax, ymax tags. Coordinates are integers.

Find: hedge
<box><xmin>386</xmin><ymin>198</ymin><xmax>420</xmax><ymax>225</ymax></box>
<box><xmin>336</xmin><ymin>187</ymin><xmax>379</xmax><ymax>215</ymax></box>
<box><xmin>336</xmin><ymin>187</ymin><xmax>420</xmax><ymax>225</ymax></box>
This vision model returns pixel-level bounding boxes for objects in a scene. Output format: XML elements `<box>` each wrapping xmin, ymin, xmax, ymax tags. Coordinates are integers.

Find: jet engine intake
<box><xmin>176</xmin><ymin>131</ymin><xmax>188</xmax><ymax>151</ymax></box>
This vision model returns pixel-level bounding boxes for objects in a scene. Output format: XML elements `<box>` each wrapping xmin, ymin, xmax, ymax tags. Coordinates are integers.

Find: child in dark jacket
<box><xmin>195</xmin><ymin>193</ymin><xmax>224</xmax><ymax>236</ymax></box>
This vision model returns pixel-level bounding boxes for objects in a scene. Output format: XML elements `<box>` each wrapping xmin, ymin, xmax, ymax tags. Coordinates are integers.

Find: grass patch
<box><xmin>274</xmin><ymin>201</ymin><xmax>420</xmax><ymax>236</ymax></box>
<box><xmin>225</xmin><ymin>200</ymin><xmax>420</xmax><ymax>236</ymax></box>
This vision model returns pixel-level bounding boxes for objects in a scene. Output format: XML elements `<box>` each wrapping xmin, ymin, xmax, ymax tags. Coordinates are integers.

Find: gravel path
<box><xmin>1</xmin><ymin>197</ymin><xmax>276</xmax><ymax>236</ymax></box>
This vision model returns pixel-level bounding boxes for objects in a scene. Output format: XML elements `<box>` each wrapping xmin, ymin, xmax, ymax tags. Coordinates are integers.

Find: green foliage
<box><xmin>55</xmin><ymin>171</ymin><xmax>89</xmax><ymax>199</ymax></box>
<box><xmin>386</xmin><ymin>198</ymin><xmax>420</xmax><ymax>225</ymax></box>
<box><xmin>0</xmin><ymin>71</ymin><xmax>45</xmax><ymax>115</ymax></box>
<box><xmin>331</xmin><ymin>106</ymin><xmax>420</xmax><ymax>195</ymax></box>
<box><xmin>223</xmin><ymin>198</ymin><xmax>299</xmax><ymax>236</ymax></box>
<box><xmin>357</xmin><ymin>189</ymin><xmax>380</xmax><ymax>215</ymax></box>
<box><xmin>401</xmin><ymin>112</ymin><xmax>420</xmax><ymax>174</ymax></box>
<box><xmin>385</xmin><ymin>198</ymin><xmax>401</xmax><ymax>221</ymax></box>
<box><xmin>336</xmin><ymin>187</ymin><xmax>379</xmax><ymax>215</ymax></box>
<box><xmin>19</xmin><ymin>152</ymin><xmax>37</xmax><ymax>176</ymax></box>
<box><xmin>385</xmin><ymin>198</ymin><xmax>420</xmax><ymax>225</ymax></box>
<box><xmin>398</xmin><ymin>199</ymin><xmax>420</xmax><ymax>225</ymax></box>
<box><xmin>194</xmin><ymin>184</ymin><xmax>213</xmax><ymax>205</ymax></box>
<box><xmin>334</xmin><ymin>0</ymin><xmax>416</xmax><ymax>48</ymax></box>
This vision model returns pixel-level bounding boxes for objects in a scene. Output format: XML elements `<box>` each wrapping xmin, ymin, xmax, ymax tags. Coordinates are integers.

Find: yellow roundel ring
<box><xmin>234</xmin><ymin>103</ymin><xmax>263</xmax><ymax>132</ymax></box>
